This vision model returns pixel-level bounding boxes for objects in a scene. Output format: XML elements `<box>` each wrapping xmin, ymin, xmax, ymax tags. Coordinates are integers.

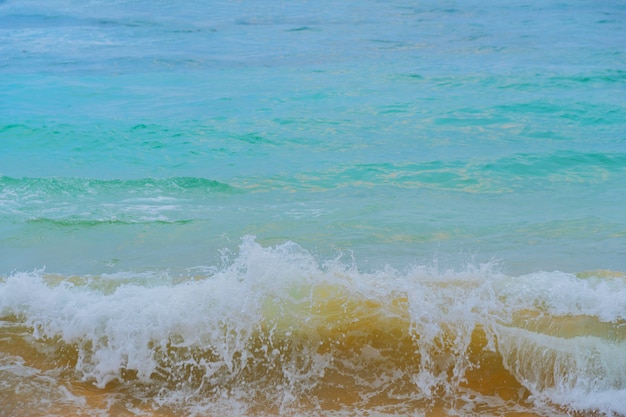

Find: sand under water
<box><xmin>1</xmin><ymin>239</ymin><xmax>625</xmax><ymax>416</ymax></box>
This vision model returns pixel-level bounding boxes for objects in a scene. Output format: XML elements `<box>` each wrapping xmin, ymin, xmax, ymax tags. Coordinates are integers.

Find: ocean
<box><xmin>1</xmin><ymin>0</ymin><xmax>625</xmax><ymax>416</ymax></box>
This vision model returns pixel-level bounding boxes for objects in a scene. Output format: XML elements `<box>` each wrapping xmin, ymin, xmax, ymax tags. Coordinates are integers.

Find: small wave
<box><xmin>0</xmin><ymin>176</ymin><xmax>240</xmax><ymax>224</ymax></box>
<box><xmin>0</xmin><ymin>176</ymin><xmax>240</xmax><ymax>196</ymax></box>
<box><xmin>0</xmin><ymin>237</ymin><xmax>624</xmax><ymax>416</ymax></box>
<box><xmin>25</xmin><ymin>217</ymin><xmax>194</xmax><ymax>227</ymax></box>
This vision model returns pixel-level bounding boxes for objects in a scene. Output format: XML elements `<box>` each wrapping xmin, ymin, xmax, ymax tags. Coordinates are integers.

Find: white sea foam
<box><xmin>0</xmin><ymin>237</ymin><xmax>624</xmax><ymax>415</ymax></box>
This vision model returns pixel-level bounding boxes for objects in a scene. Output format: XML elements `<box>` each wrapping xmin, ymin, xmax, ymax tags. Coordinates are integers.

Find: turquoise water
<box><xmin>1</xmin><ymin>1</ymin><xmax>626</xmax><ymax>416</ymax></box>
<box><xmin>1</xmin><ymin>1</ymin><xmax>625</xmax><ymax>275</ymax></box>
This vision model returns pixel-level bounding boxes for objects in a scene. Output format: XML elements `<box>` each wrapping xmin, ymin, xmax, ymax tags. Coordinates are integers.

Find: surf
<box><xmin>1</xmin><ymin>237</ymin><xmax>624</xmax><ymax>416</ymax></box>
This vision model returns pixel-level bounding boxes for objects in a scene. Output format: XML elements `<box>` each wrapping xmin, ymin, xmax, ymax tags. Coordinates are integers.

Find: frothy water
<box><xmin>1</xmin><ymin>238</ymin><xmax>625</xmax><ymax>416</ymax></box>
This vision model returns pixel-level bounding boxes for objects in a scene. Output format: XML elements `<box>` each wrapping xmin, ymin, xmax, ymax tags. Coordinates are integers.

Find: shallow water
<box><xmin>1</xmin><ymin>243</ymin><xmax>626</xmax><ymax>416</ymax></box>
<box><xmin>1</xmin><ymin>0</ymin><xmax>625</xmax><ymax>415</ymax></box>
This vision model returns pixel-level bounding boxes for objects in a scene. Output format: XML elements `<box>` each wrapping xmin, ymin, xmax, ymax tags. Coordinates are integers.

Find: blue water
<box><xmin>1</xmin><ymin>2</ymin><xmax>626</xmax><ymax>415</ymax></box>
<box><xmin>2</xmin><ymin>0</ymin><xmax>625</xmax><ymax>275</ymax></box>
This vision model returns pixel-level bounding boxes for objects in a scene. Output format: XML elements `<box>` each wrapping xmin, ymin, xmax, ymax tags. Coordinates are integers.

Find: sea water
<box><xmin>1</xmin><ymin>0</ymin><xmax>625</xmax><ymax>416</ymax></box>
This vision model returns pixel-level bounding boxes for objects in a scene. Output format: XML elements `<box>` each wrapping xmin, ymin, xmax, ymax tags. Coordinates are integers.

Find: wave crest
<box><xmin>1</xmin><ymin>237</ymin><xmax>625</xmax><ymax>416</ymax></box>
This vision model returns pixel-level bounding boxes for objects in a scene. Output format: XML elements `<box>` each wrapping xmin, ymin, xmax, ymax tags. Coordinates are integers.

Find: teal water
<box><xmin>1</xmin><ymin>1</ymin><xmax>626</xmax><ymax>415</ymax></box>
